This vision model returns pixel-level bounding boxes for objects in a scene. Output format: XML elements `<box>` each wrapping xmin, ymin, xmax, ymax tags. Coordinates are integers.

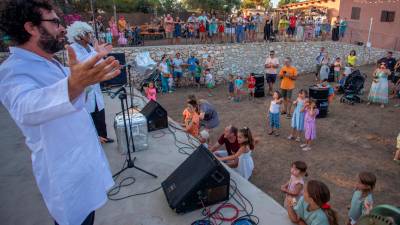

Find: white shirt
<box><xmin>265</xmin><ymin>57</ymin><xmax>279</xmax><ymax>74</ymax></box>
<box><xmin>70</xmin><ymin>43</ymin><xmax>105</xmax><ymax>113</ymax></box>
<box><xmin>0</xmin><ymin>47</ymin><xmax>114</xmax><ymax>225</ymax></box>
<box><xmin>160</xmin><ymin>62</ymin><xmax>169</xmax><ymax>74</ymax></box>
<box><xmin>205</xmin><ymin>73</ymin><xmax>213</xmax><ymax>84</ymax></box>
<box><xmin>269</xmin><ymin>100</ymin><xmax>281</xmax><ymax>113</ymax></box>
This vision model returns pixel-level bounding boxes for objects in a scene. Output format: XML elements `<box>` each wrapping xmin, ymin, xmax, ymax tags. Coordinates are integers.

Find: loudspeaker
<box><xmin>140</xmin><ymin>100</ymin><xmax>168</xmax><ymax>132</ymax></box>
<box><xmin>309</xmin><ymin>86</ymin><xmax>329</xmax><ymax>100</ymax></box>
<box><xmin>254</xmin><ymin>74</ymin><xmax>265</xmax><ymax>98</ymax></box>
<box><xmin>314</xmin><ymin>99</ymin><xmax>328</xmax><ymax>118</ymax></box>
<box><xmin>101</xmin><ymin>53</ymin><xmax>127</xmax><ymax>87</ymax></box>
<box><xmin>162</xmin><ymin>145</ymin><xmax>230</xmax><ymax>213</ymax></box>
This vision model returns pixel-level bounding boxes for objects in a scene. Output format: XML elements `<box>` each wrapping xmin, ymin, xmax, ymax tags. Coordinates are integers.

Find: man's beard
<box><xmin>38</xmin><ymin>26</ymin><xmax>66</xmax><ymax>54</ymax></box>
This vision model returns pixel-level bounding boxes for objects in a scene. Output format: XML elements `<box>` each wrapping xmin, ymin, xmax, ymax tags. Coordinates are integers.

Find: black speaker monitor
<box><xmin>140</xmin><ymin>100</ymin><xmax>168</xmax><ymax>132</ymax></box>
<box><xmin>101</xmin><ymin>52</ymin><xmax>127</xmax><ymax>87</ymax></box>
<box><xmin>162</xmin><ymin>145</ymin><xmax>230</xmax><ymax>213</ymax></box>
<box><xmin>254</xmin><ymin>74</ymin><xmax>265</xmax><ymax>98</ymax></box>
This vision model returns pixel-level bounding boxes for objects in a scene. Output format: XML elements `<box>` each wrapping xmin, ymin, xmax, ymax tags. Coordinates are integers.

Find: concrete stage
<box><xmin>0</xmin><ymin>90</ymin><xmax>293</xmax><ymax>225</ymax></box>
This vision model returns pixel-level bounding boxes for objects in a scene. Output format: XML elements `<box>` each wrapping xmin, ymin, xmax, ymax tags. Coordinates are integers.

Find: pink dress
<box><xmin>109</xmin><ymin>21</ymin><xmax>118</xmax><ymax>37</ymax></box>
<box><xmin>146</xmin><ymin>87</ymin><xmax>157</xmax><ymax>101</ymax></box>
<box><xmin>304</xmin><ymin>108</ymin><xmax>319</xmax><ymax>140</ymax></box>
<box><xmin>118</xmin><ymin>32</ymin><xmax>127</xmax><ymax>45</ymax></box>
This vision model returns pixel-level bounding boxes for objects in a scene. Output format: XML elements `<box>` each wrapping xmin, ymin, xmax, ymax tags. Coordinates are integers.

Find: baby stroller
<box><xmin>339</xmin><ymin>69</ymin><xmax>366</xmax><ymax>105</ymax></box>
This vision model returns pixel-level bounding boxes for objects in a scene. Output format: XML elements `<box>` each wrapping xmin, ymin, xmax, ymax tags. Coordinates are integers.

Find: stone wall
<box><xmin>1</xmin><ymin>42</ymin><xmax>399</xmax><ymax>82</ymax></box>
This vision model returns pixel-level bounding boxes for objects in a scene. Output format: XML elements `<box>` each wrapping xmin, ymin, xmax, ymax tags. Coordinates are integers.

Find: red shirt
<box><xmin>218</xmin><ymin>24</ymin><xmax>224</xmax><ymax>33</ymax></box>
<box><xmin>289</xmin><ymin>16</ymin><xmax>297</xmax><ymax>28</ymax></box>
<box><xmin>218</xmin><ymin>134</ymin><xmax>254</xmax><ymax>156</ymax></box>
<box><xmin>199</xmin><ymin>23</ymin><xmax>206</xmax><ymax>32</ymax></box>
<box><xmin>247</xmin><ymin>76</ymin><xmax>256</xmax><ymax>89</ymax></box>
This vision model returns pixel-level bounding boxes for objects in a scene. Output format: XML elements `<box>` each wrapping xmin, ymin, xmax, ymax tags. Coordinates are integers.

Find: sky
<box><xmin>271</xmin><ymin>0</ymin><xmax>279</xmax><ymax>7</ymax></box>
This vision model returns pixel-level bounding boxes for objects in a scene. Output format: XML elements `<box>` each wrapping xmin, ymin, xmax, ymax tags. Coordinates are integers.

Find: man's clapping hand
<box><xmin>66</xmin><ymin>45</ymin><xmax>121</xmax><ymax>101</ymax></box>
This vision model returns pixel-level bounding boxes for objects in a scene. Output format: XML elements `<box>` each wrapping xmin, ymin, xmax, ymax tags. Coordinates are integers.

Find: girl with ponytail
<box><xmin>287</xmin><ymin>180</ymin><xmax>338</xmax><ymax>225</ymax></box>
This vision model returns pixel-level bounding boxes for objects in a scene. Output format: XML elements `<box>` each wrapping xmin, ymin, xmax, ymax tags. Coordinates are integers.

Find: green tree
<box><xmin>278</xmin><ymin>0</ymin><xmax>298</xmax><ymax>7</ymax></box>
<box><xmin>241</xmin><ymin>0</ymin><xmax>272</xmax><ymax>9</ymax></box>
<box><xmin>183</xmin><ymin>0</ymin><xmax>241</xmax><ymax>14</ymax></box>
<box><xmin>241</xmin><ymin>0</ymin><xmax>256</xmax><ymax>9</ymax></box>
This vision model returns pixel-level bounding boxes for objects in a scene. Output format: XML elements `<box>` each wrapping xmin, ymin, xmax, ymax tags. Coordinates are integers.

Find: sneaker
<box><xmin>302</xmin><ymin>146</ymin><xmax>311</xmax><ymax>151</ymax></box>
<box><xmin>287</xmin><ymin>135</ymin><xmax>294</xmax><ymax>140</ymax></box>
<box><xmin>295</xmin><ymin>137</ymin><xmax>301</xmax><ymax>142</ymax></box>
<box><xmin>275</xmin><ymin>132</ymin><xmax>280</xmax><ymax>136</ymax></box>
<box><xmin>300</xmin><ymin>144</ymin><xmax>308</xmax><ymax>148</ymax></box>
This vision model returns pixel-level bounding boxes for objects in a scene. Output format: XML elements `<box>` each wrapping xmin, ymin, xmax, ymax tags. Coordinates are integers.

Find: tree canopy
<box><xmin>182</xmin><ymin>0</ymin><xmax>241</xmax><ymax>13</ymax></box>
<box><xmin>278</xmin><ymin>0</ymin><xmax>299</xmax><ymax>7</ymax></box>
<box><xmin>241</xmin><ymin>0</ymin><xmax>272</xmax><ymax>9</ymax></box>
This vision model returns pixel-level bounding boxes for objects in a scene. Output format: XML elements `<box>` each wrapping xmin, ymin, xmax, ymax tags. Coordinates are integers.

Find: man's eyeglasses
<box><xmin>41</xmin><ymin>18</ymin><xmax>63</xmax><ymax>28</ymax></box>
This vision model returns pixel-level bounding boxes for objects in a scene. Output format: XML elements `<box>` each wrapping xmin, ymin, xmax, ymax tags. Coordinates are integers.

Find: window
<box><xmin>381</xmin><ymin>11</ymin><xmax>395</xmax><ymax>22</ymax></box>
<box><xmin>351</xmin><ymin>7</ymin><xmax>361</xmax><ymax>20</ymax></box>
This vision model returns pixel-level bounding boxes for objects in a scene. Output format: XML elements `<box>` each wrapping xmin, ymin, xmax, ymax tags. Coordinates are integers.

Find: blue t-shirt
<box><xmin>235</xmin><ymin>79</ymin><xmax>244</xmax><ymax>89</ymax></box>
<box><xmin>348</xmin><ymin>190</ymin><xmax>373</xmax><ymax>221</ymax></box>
<box><xmin>294</xmin><ymin>197</ymin><xmax>329</xmax><ymax>225</ymax></box>
<box><xmin>188</xmin><ymin>57</ymin><xmax>199</xmax><ymax>72</ymax></box>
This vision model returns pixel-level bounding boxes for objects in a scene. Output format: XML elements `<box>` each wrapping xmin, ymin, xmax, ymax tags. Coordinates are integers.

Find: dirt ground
<box><xmin>156</xmin><ymin>64</ymin><xmax>400</xmax><ymax>223</ymax></box>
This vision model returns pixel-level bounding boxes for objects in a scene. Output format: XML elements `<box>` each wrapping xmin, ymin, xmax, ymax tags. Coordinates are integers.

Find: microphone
<box><xmin>110</xmin><ymin>87</ymin><xmax>126</xmax><ymax>99</ymax></box>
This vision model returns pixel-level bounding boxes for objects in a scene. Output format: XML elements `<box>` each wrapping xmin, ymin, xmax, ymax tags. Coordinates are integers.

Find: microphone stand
<box><xmin>112</xmin><ymin>87</ymin><xmax>157</xmax><ymax>179</ymax></box>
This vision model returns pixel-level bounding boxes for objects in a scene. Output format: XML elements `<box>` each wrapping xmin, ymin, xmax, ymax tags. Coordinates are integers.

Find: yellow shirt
<box><xmin>347</xmin><ymin>55</ymin><xmax>357</xmax><ymax>67</ymax></box>
<box><xmin>279</xmin><ymin>66</ymin><xmax>298</xmax><ymax>90</ymax></box>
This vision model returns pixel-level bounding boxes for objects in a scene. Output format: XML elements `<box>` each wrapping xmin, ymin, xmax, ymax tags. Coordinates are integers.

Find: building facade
<box><xmin>339</xmin><ymin>0</ymin><xmax>400</xmax><ymax>51</ymax></box>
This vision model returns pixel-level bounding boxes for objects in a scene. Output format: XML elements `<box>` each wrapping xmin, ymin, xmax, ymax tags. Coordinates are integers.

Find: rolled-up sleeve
<box><xmin>1</xmin><ymin>70</ymin><xmax>84</xmax><ymax>126</ymax></box>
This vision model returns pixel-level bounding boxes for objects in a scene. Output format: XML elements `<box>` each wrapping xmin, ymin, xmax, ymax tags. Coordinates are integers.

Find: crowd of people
<box><xmin>83</xmin><ymin>11</ymin><xmax>349</xmax><ymax>47</ymax></box>
<box><xmin>0</xmin><ymin>1</ymin><xmax>399</xmax><ymax>225</ymax></box>
<box><xmin>275</xmin><ymin>14</ymin><xmax>347</xmax><ymax>42</ymax></box>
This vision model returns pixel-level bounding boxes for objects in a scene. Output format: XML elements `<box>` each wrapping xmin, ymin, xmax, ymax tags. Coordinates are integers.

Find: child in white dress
<box><xmin>216</xmin><ymin>127</ymin><xmax>255</xmax><ymax>180</ymax></box>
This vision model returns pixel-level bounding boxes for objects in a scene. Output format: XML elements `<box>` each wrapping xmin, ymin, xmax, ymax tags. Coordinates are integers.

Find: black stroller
<box><xmin>339</xmin><ymin>69</ymin><xmax>366</xmax><ymax>105</ymax></box>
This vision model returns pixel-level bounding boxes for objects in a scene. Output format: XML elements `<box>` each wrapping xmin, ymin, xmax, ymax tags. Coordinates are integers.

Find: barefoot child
<box><xmin>234</xmin><ymin>76</ymin><xmax>244</xmax><ymax>102</ymax></box>
<box><xmin>287</xmin><ymin>180</ymin><xmax>339</xmax><ymax>225</ymax></box>
<box><xmin>288</xmin><ymin>89</ymin><xmax>307</xmax><ymax>142</ymax></box>
<box><xmin>268</xmin><ymin>91</ymin><xmax>283</xmax><ymax>136</ymax></box>
<box><xmin>281</xmin><ymin>161</ymin><xmax>308</xmax><ymax>208</ymax></box>
<box><xmin>301</xmin><ymin>99</ymin><xmax>319</xmax><ymax>151</ymax></box>
<box><xmin>217</xmin><ymin>127</ymin><xmax>255</xmax><ymax>180</ymax></box>
<box><xmin>144</xmin><ymin>81</ymin><xmax>157</xmax><ymax>101</ymax></box>
<box><xmin>347</xmin><ymin>172</ymin><xmax>376</xmax><ymax>225</ymax></box>
<box><xmin>333</xmin><ymin>57</ymin><xmax>342</xmax><ymax>82</ymax></box>
<box><xmin>247</xmin><ymin>73</ymin><xmax>256</xmax><ymax>101</ymax></box>
<box><xmin>205</xmin><ymin>68</ymin><xmax>214</xmax><ymax>97</ymax></box>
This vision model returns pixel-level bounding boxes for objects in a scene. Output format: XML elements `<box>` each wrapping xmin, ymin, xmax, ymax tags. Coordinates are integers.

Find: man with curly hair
<box><xmin>0</xmin><ymin>1</ymin><xmax>121</xmax><ymax>225</ymax></box>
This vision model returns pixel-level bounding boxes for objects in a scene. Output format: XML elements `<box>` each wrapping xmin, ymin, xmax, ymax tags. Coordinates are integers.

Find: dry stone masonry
<box><xmin>1</xmin><ymin>41</ymin><xmax>398</xmax><ymax>83</ymax></box>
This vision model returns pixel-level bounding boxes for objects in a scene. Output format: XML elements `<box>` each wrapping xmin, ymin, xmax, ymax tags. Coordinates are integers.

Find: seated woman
<box><xmin>216</xmin><ymin>127</ymin><xmax>255</xmax><ymax>180</ymax></box>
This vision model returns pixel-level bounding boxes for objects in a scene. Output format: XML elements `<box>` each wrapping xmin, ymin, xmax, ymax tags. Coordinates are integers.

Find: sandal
<box><xmin>268</xmin><ymin>130</ymin><xmax>274</xmax><ymax>135</ymax></box>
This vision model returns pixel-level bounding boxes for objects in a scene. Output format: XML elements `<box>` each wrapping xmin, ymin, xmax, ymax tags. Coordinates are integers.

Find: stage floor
<box><xmin>0</xmin><ymin>90</ymin><xmax>293</xmax><ymax>225</ymax></box>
